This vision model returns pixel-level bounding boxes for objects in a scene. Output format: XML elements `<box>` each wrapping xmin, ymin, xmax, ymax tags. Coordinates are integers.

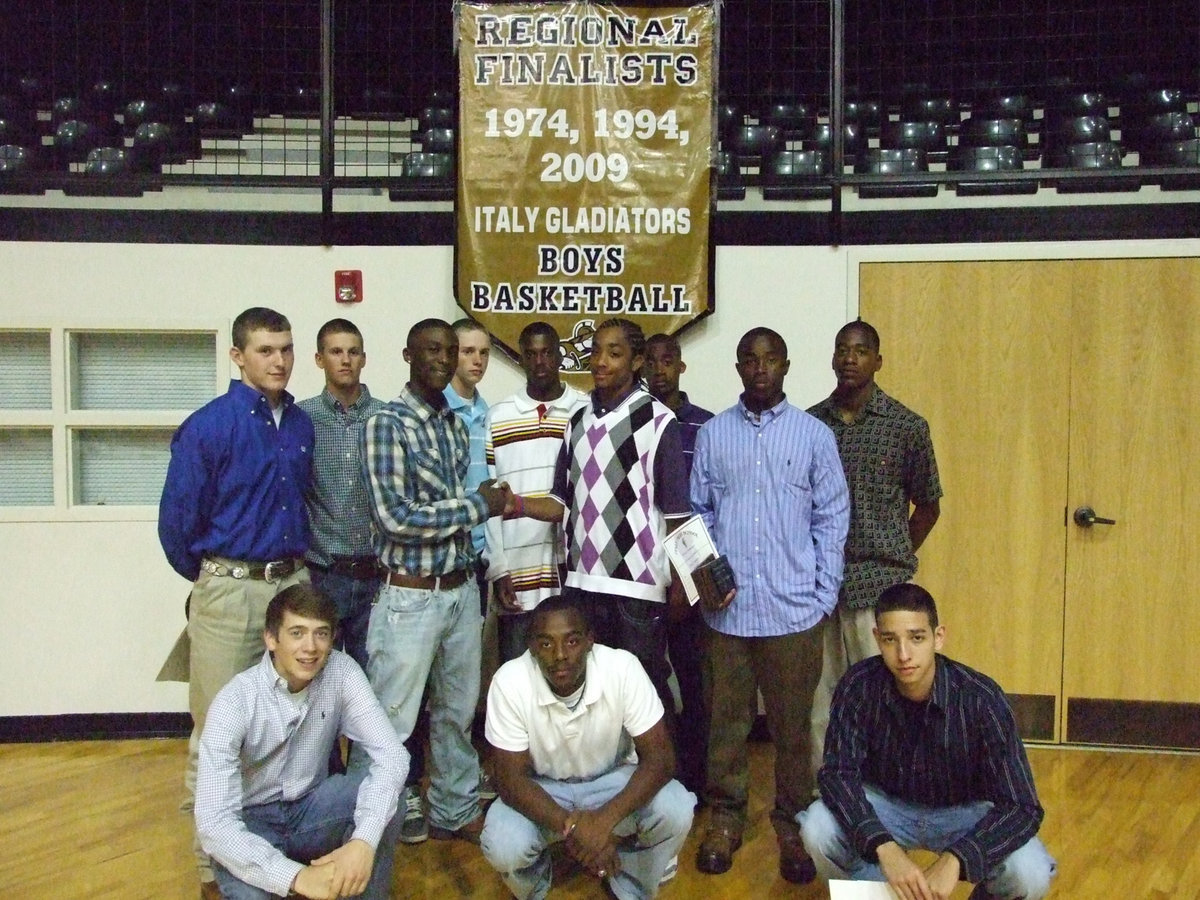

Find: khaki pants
<box><xmin>183</xmin><ymin>562</ymin><xmax>308</xmax><ymax>881</ymax></box>
<box><xmin>809</xmin><ymin>605</ymin><xmax>879</xmax><ymax>775</ymax></box>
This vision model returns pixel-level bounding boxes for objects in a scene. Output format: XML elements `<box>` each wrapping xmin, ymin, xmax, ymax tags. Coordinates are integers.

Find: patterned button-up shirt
<box><xmin>298</xmin><ymin>386</ymin><xmax>384</xmax><ymax>566</ymax></box>
<box><xmin>361</xmin><ymin>384</ymin><xmax>488</xmax><ymax>575</ymax></box>
<box><xmin>809</xmin><ymin>386</ymin><xmax>942</xmax><ymax>609</ymax></box>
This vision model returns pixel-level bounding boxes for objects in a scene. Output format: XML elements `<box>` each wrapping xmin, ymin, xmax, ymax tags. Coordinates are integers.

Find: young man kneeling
<box><xmin>480</xmin><ymin>596</ymin><xmax>695</xmax><ymax>899</ymax></box>
<box><xmin>195</xmin><ymin>584</ymin><xmax>407</xmax><ymax>899</ymax></box>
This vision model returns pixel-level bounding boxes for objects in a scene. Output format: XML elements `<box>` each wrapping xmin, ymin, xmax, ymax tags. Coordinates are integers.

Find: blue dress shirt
<box><xmin>444</xmin><ymin>384</ymin><xmax>489</xmax><ymax>554</ymax></box>
<box><xmin>690</xmin><ymin>396</ymin><xmax>849</xmax><ymax>636</ymax></box>
<box><xmin>159</xmin><ymin>380</ymin><xmax>314</xmax><ymax>581</ymax></box>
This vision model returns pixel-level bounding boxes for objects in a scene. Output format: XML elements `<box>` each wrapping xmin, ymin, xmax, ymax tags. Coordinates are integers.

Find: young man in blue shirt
<box><xmin>159</xmin><ymin>306</ymin><xmax>314</xmax><ymax>899</ymax></box>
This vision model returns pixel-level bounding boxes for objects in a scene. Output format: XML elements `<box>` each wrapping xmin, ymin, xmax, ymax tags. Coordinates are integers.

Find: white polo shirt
<box><xmin>485</xmin><ymin>643</ymin><xmax>663</xmax><ymax>782</ymax></box>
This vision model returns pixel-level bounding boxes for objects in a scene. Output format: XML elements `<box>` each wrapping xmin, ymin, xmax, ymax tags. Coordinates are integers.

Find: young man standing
<box><xmin>807</xmin><ymin>320</ymin><xmax>943</xmax><ymax>770</ymax></box>
<box><xmin>444</xmin><ymin>317</ymin><xmax>493</xmax><ymax>599</ymax></box>
<box><xmin>642</xmin><ymin>332</ymin><xmax>713</xmax><ymax>798</ymax></box>
<box><xmin>690</xmin><ymin>327</ymin><xmax>849</xmax><ymax>885</ymax></box>
<box><xmin>511</xmin><ymin>318</ymin><xmax>690</xmax><ymax>734</ymax></box>
<box><xmin>480</xmin><ymin>596</ymin><xmax>695</xmax><ymax>899</ymax></box>
<box><xmin>799</xmin><ymin>584</ymin><xmax>1055</xmax><ymax>900</ymax></box>
<box><xmin>298</xmin><ymin>318</ymin><xmax>382</xmax><ymax>671</ymax></box>
<box><xmin>361</xmin><ymin>318</ymin><xmax>508</xmax><ymax>845</ymax></box>
<box><xmin>484</xmin><ymin>322</ymin><xmax>587</xmax><ymax>663</ymax></box>
<box><xmin>196</xmin><ymin>584</ymin><xmax>407</xmax><ymax>900</ymax></box>
<box><xmin>159</xmin><ymin>306</ymin><xmax>313</xmax><ymax>900</ymax></box>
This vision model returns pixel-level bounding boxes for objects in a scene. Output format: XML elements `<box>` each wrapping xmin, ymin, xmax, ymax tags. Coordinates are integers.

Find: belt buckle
<box><xmin>263</xmin><ymin>560</ymin><xmax>287</xmax><ymax>583</ymax></box>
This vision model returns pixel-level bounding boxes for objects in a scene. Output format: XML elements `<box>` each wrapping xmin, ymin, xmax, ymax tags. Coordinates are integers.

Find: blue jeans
<box><xmin>799</xmin><ymin>787</ymin><xmax>1056</xmax><ymax>899</ymax></box>
<box><xmin>211</xmin><ymin>771</ymin><xmax>400</xmax><ymax>900</ymax></box>
<box><xmin>497</xmin><ymin>609</ymin><xmax>536</xmax><ymax>665</ymax></box>
<box><xmin>479</xmin><ymin>766</ymin><xmax>695</xmax><ymax>900</ymax></box>
<box><xmin>308</xmin><ymin>567</ymin><xmax>376</xmax><ymax>671</ymax></box>
<box><xmin>362</xmin><ymin>578</ymin><xmax>482</xmax><ymax>830</ymax></box>
<box><xmin>563</xmin><ymin>588</ymin><xmax>676</xmax><ymax>735</ymax></box>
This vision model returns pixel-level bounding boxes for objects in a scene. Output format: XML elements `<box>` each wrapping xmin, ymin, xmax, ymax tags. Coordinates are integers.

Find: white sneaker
<box><xmin>479</xmin><ymin>770</ymin><xmax>498</xmax><ymax>802</ymax></box>
<box><xmin>659</xmin><ymin>855</ymin><xmax>678</xmax><ymax>884</ymax></box>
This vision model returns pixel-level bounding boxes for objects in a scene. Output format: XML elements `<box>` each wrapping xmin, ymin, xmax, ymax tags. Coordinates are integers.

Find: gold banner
<box><xmin>456</xmin><ymin>1</ymin><xmax>716</xmax><ymax>371</ymax></box>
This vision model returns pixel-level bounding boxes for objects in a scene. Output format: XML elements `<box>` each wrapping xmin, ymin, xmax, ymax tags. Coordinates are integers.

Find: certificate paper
<box><xmin>662</xmin><ymin>514</ymin><xmax>719</xmax><ymax>604</ymax></box>
<box><xmin>829</xmin><ymin>881</ymin><xmax>900</xmax><ymax>899</ymax></box>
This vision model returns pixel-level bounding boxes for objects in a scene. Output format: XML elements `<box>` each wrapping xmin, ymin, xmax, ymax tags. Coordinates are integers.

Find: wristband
<box><xmin>507</xmin><ymin>494</ymin><xmax>525</xmax><ymax>519</ymax></box>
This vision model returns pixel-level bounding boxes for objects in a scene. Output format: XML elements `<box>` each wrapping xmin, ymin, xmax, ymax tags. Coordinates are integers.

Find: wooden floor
<box><xmin>2</xmin><ymin>738</ymin><xmax>1199</xmax><ymax>899</ymax></box>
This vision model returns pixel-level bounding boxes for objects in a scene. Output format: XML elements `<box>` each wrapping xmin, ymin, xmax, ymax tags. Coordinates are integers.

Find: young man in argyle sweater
<box><xmin>506</xmin><ymin>317</ymin><xmax>690</xmax><ymax>731</ymax></box>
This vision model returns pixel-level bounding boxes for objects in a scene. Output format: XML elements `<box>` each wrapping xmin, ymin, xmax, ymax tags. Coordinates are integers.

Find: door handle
<box><xmin>1073</xmin><ymin>506</ymin><xmax>1116</xmax><ymax>527</ymax></box>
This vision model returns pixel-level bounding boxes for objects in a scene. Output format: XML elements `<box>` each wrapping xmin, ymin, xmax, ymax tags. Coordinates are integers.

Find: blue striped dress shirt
<box><xmin>690</xmin><ymin>396</ymin><xmax>849</xmax><ymax>636</ymax></box>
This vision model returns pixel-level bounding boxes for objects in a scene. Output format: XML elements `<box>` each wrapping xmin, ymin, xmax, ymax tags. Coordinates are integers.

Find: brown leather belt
<box><xmin>201</xmin><ymin>556</ymin><xmax>305</xmax><ymax>583</ymax></box>
<box><xmin>384</xmin><ymin>568</ymin><xmax>469</xmax><ymax>591</ymax></box>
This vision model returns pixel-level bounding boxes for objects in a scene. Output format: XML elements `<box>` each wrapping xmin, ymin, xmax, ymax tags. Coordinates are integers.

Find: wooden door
<box><xmin>862</xmin><ymin>257</ymin><xmax>1200</xmax><ymax>747</ymax></box>
<box><xmin>1062</xmin><ymin>258</ymin><xmax>1200</xmax><ymax>745</ymax></box>
<box><xmin>860</xmin><ymin>261</ymin><xmax>1070</xmax><ymax>740</ymax></box>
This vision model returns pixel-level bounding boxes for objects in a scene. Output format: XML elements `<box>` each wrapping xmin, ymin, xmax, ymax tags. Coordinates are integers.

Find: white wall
<box><xmin>1</xmin><ymin>235</ymin><xmax>1196</xmax><ymax>716</ymax></box>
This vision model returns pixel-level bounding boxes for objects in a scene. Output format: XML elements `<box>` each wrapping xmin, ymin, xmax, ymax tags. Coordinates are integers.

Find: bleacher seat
<box><xmin>761</xmin><ymin>102</ymin><xmax>811</xmax><ymax>139</ymax></box>
<box><xmin>855</xmin><ymin>147</ymin><xmax>937</xmax><ymax>198</ymax></box>
<box><xmin>419</xmin><ymin>107</ymin><xmax>455</xmax><ymax>131</ymax></box>
<box><xmin>1054</xmin><ymin>141</ymin><xmax>1138</xmax><ymax>193</ymax></box>
<box><xmin>950</xmin><ymin>146</ymin><xmax>1035</xmax><ymax>196</ymax></box>
<box><xmin>416</xmin><ymin>127</ymin><xmax>454</xmax><ymax>154</ymax></box>
<box><xmin>1154</xmin><ymin>138</ymin><xmax>1200</xmax><ymax>190</ymax></box>
<box><xmin>0</xmin><ymin>143</ymin><xmax>31</xmax><ymax>173</ymax></box>
<box><xmin>762</xmin><ymin>149</ymin><xmax>830</xmax><ymax>200</ymax></box>
<box><xmin>901</xmin><ymin>95</ymin><xmax>957</xmax><ymax>125</ymax></box>
<box><xmin>53</xmin><ymin>119</ymin><xmax>106</xmax><ymax>169</ymax></box>
<box><xmin>714</xmin><ymin>149</ymin><xmax>745</xmax><ymax>200</ymax></box>
<box><xmin>881</xmin><ymin>120</ymin><xmax>947</xmax><ymax>160</ymax></box>
<box><xmin>724</xmin><ymin>124</ymin><xmax>781</xmax><ymax>166</ymax></box>
<box><xmin>388</xmin><ymin>151</ymin><xmax>454</xmax><ymax>201</ymax></box>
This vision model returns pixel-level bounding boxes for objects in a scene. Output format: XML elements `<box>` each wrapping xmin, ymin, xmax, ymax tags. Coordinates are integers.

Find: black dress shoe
<box><xmin>778</xmin><ymin>833</ymin><xmax>817</xmax><ymax>884</ymax></box>
<box><xmin>696</xmin><ymin>825</ymin><xmax>743</xmax><ymax>875</ymax></box>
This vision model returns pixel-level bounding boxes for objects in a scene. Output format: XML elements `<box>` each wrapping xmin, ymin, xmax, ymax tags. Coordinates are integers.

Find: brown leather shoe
<box><xmin>199</xmin><ymin>880</ymin><xmax>222</xmax><ymax>900</ymax></box>
<box><xmin>695</xmin><ymin>825</ymin><xmax>743</xmax><ymax>875</ymax></box>
<box><xmin>428</xmin><ymin>811</ymin><xmax>485</xmax><ymax>845</ymax></box>
<box><xmin>777</xmin><ymin>830</ymin><xmax>817</xmax><ymax>884</ymax></box>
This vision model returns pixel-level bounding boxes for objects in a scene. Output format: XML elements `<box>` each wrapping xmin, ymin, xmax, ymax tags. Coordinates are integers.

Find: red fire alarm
<box><xmin>335</xmin><ymin>270</ymin><xmax>363</xmax><ymax>303</ymax></box>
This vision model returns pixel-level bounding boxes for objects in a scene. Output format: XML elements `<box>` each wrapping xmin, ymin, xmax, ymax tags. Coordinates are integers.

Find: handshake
<box><xmin>479</xmin><ymin>479</ymin><xmax>520</xmax><ymax>518</ymax></box>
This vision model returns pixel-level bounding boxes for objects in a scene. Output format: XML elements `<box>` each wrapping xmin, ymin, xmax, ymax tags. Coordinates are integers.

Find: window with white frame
<box><xmin>0</xmin><ymin>327</ymin><xmax>220</xmax><ymax>514</ymax></box>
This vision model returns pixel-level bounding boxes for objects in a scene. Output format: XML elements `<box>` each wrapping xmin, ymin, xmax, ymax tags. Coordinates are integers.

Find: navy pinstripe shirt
<box><xmin>818</xmin><ymin>654</ymin><xmax>1044</xmax><ymax>883</ymax></box>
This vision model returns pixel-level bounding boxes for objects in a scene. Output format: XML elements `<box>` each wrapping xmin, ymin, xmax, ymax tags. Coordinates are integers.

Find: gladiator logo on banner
<box><xmin>455</xmin><ymin>1</ymin><xmax>717</xmax><ymax>373</ymax></box>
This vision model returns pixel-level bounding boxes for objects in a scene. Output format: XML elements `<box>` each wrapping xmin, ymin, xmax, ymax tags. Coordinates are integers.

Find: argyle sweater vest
<box><xmin>563</xmin><ymin>389</ymin><xmax>674</xmax><ymax>603</ymax></box>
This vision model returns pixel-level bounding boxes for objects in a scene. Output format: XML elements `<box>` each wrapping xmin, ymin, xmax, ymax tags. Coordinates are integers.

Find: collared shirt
<box><xmin>159</xmin><ymin>380</ymin><xmax>313</xmax><ymax>582</ymax></box>
<box><xmin>298</xmin><ymin>386</ymin><xmax>385</xmax><ymax>567</ymax></box>
<box><xmin>809</xmin><ymin>386</ymin><xmax>943</xmax><ymax>609</ymax></box>
<box><xmin>195</xmin><ymin>651</ymin><xmax>408</xmax><ymax>897</ymax></box>
<box><xmin>690</xmin><ymin>395</ymin><xmax>849</xmax><ymax>636</ymax></box>
<box><xmin>444</xmin><ymin>384</ymin><xmax>489</xmax><ymax>553</ymax></box>
<box><xmin>484</xmin><ymin>383</ymin><xmax>589</xmax><ymax>609</ymax></box>
<box><xmin>818</xmin><ymin>654</ymin><xmax>1044</xmax><ymax>884</ymax></box>
<box><xmin>485</xmin><ymin>643</ymin><xmax>663</xmax><ymax>782</ymax></box>
<box><xmin>672</xmin><ymin>391</ymin><xmax>714</xmax><ymax>482</ymax></box>
<box><xmin>362</xmin><ymin>384</ymin><xmax>488</xmax><ymax>575</ymax></box>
